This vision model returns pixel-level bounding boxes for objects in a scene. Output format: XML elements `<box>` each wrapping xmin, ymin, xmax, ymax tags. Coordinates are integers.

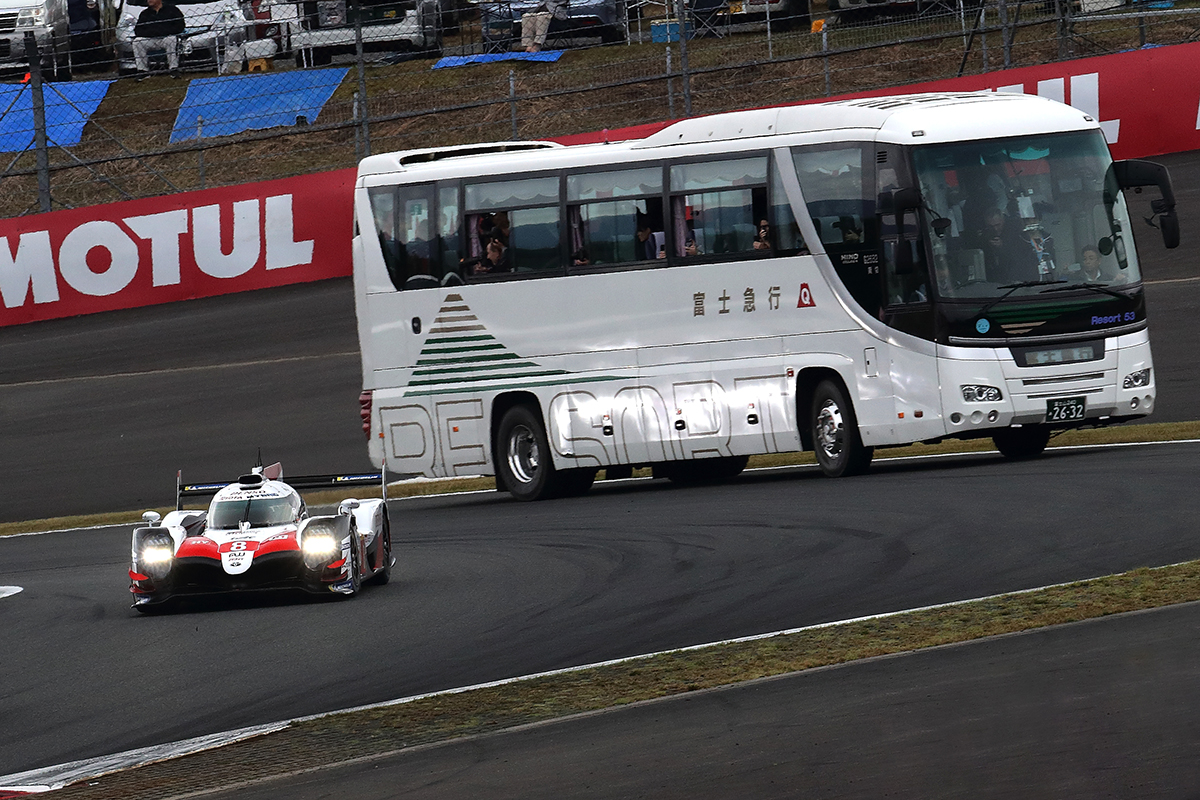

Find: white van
<box><xmin>0</xmin><ymin>0</ymin><xmax>72</xmax><ymax>78</ymax></box>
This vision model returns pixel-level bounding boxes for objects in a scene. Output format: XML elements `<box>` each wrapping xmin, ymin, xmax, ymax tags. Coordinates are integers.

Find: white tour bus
<box><xmin>351</xmin><ymin>92</ymin><xmax>1179</xmax><ymax>500</ymax></box>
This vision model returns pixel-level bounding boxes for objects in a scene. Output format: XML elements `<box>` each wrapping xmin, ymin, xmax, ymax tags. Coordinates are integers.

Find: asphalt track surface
<box><xmin>0</xmin><ymin>152</ymin><xmax>1199</xmax><ymax>789</ymax></box>
<box><xmin>4</xmin><ymin>440</ymin><xmax>1200</xmax><ymax>780</ymax></box>
<box><xmin>0</xmin><ymin>153</ymin><xmax>1198</xmax><ymax>522</ymax></box>
<box><xmin>208</xmin><ymin>602</ymin><xmax>1200</xmax><ymax>800</ymax></box>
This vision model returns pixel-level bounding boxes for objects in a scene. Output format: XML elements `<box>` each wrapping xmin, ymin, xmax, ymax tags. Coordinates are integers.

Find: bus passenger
<box><xmin>973</xmin><ymin>208</ymin><xmax>1038</xmax><ymax>283</ymax></box>
<box><xmin>475</xmin><ymin>239</ymin><xmax>511</xmax><ymax>274</ymax></box>
<box><xmin>635</xmin><ymin>222</ymin><xmax>657</xmax><ymax>260</ymax></box>
<box><xmin>572</xmin><ymin>248</ymin><xmax>590</xmax><ymax>266</ymax></box>
<box><xmin>753</xmin><ymin>219</ymin><xmax>772</xmax><ymax>252</ymax></box>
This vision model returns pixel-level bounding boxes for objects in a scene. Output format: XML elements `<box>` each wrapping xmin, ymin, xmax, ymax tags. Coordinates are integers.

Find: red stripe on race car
<box><xmin>176</xmin><ymin>538</ymin><xmax>219</xmax><ymax>559</ymax></box>
<box><xmin>129</xmin><ymin>570</ymin><xmax>149</xmax><ymax>581</ymax></box>
<box><xmin>256</xmin><ymin>531</ymin><xmax>299</xmax><ymax>556</ymax></box>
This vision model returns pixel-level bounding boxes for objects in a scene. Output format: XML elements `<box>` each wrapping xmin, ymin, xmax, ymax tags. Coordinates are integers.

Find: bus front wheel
<box><xmin>497</xmin><ymin>405</ymin><xmax>558</xmax><ymax>501</ymax></box>
<box><xmin>992</xmin><ymin>426</ymin><xmax>1050</xmax><ymax>460</ymax></box>
<box><xmin>810</xmin><ymin>380</ymin><xmax>873</xmax><ymax>478</ymax></box>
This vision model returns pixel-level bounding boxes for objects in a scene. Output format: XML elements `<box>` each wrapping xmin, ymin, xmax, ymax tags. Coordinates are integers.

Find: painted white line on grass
<box><xmin>3</xmin><ymin>561</ymin><xmax>1188</xmax><ymax>794</ymax></box>
<box><xmin>0</xmin><ymin>586</ymin><xmax>22</xmax><ymax>600</ymax></box>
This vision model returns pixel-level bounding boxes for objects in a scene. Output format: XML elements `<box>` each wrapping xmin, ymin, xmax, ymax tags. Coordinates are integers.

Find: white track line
<box><xmin>0</xmin><ymin>561</ymin><xmax>1189</xmax><ymax>794</ymax></box>
<box><xmin>0</xmin><ymin>587</ymin><xmax>22</xmax><ymax>600</ymax></box>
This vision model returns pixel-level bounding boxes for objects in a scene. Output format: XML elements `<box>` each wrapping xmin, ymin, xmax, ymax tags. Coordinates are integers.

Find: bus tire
<box><xmin>496</xmin><ymin>404</ymin><xmax>557</xmax><ymax>501</ymax></box>
<box><xmin>810</xmin><ymin>380</ymin><xmax>873</xmax><ymax>477</ymax></box>
<box><xmin>992</xmin><ymin>425</ymin><xmax>1050</xmax><ymax>460</ymax></box>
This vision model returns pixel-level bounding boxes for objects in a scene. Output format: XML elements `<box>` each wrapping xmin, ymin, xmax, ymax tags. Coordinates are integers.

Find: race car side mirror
<box><xmin>142</xmin><ymin>511</ymin><xmax>162</xmax><ymax>526</ymax></box>
<box><xmin>338</xmin><ymin>499</ymin><xmax>361</xmax><ymax>515</ymax></box>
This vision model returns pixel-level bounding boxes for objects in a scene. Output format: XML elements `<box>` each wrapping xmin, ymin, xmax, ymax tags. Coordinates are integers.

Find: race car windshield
<box><xmin>208</xmin><ymin>497</ymin><xmax>299</xmax><ymax>529</ymax></box>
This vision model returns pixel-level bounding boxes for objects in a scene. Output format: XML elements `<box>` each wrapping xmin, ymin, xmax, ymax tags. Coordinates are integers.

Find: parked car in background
<box><xmin>477</xmin><ymin>0</ymin><xmax>625</xmax><ymax>49</ymax></box>
<box><xmin>115</xmin><ymin>0</ymin><xmax>250</xmax><ymax>73</ymax></box>
<box><xmin>0</xmin><ymin>0</ymin><xmax>72</xmax><ymax>79</ymax></box>
<box><xmin>288</xmin><ymin>0</ymin><xmax>441</xmax><ymax>65</ymax></box>
<box><xmin>67</xmin><ymin>0</ymin><xmax>110</xmax><ymax>70</ymax></box>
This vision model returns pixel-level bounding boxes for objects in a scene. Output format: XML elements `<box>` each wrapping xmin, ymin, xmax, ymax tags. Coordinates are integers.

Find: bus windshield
<box><xmin>913</xmin><ymin>130</ymin><xmax>1141</xmax><ymax>301</ymax></box>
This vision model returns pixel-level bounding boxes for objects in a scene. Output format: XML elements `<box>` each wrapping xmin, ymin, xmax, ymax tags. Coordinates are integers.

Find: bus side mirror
<box><xmin>1110</xmin><ymin>159</ymin><xmax>1179</xmax><ymax>249</ymax></box>
<box><xmin>879</xmin><ymin>188</ymin><xmax>921</xmax><ymax>274</ymax></box>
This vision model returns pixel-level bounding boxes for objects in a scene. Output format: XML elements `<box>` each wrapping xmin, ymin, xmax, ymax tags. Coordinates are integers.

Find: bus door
<box><xmin>877</xmin><ymin>145</ymin><xmax>943</xmax><ymax>441</ymax></box>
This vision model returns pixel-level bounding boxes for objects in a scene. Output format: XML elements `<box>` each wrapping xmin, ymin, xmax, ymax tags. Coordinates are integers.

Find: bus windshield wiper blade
<box><xmin>1040</xmin><ymin>282</ymin><xmax>1128</xmax><ymax>300</ymax></box>
<box><xmin>978</xmin><ymin>280</ymin><xmax>1065</xmax><ymax>318</ymax></box>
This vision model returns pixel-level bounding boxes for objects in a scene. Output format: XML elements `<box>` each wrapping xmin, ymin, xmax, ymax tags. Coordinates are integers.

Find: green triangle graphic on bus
<box><xmin>403</xmin><ymin>293</ymin><xmax>617</xmax><ymax>397</ymax></box>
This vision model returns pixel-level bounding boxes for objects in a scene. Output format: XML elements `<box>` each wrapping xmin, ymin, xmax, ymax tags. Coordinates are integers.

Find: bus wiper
<box><xmin>978</xmin><ymin>280</ymin><xmax>1065</xmax><ymax>318</ymax></box>
<box><xmin>1039</xmin><ymin>282</ymin><xmax>1128</xmax><ymax>300</ymax></box>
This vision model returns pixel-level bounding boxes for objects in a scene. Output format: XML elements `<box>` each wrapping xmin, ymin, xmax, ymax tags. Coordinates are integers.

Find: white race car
<box><xmin>129</xmin><ymin>463</ymin><xmax>391</xmax><ymax>612</ymax></box>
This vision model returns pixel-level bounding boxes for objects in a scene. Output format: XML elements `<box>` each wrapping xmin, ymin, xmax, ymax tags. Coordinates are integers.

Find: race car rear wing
<box><xmin>176</xmin><ymin>462</ymin><xmax>388</xmax><ymax>510</ymax></box>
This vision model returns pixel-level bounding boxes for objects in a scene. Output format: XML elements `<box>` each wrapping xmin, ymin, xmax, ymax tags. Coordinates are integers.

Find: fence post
<box><xmin>822</xmin><ymin>24</ymin><xmax>830</xmax><ymax>96</ymax></box>
<box><xmin>765</xmin><ymin>0</ymin><xmax>773</xmax><ymax>61</ymax></box>
<box><xmin>353</xmin><ymin>91</ymin><xmax>362</xmax><ymax>162</ymax></box>
<box><xmin>998</xmin><ymin>0</ymin><xmax>1011</xmax><ymax>69</ymax></box>
<box><xmin>353</xmin><ymin>0</ymin><xmax>371</xmax><ymax>157</ymax></box>
<box><xmin>197</xmin><ymin>116</ymin><xmax>205</xmax><ymax>189</ymax></box>
<box><xmin>673</xmin><ymin>0</ymin><xmax>692</xmax><ymax>116</ymax></box>
<box><xmin>666</xmin><ymin>46</ymin><xmax>675</xmax><ymax>119</ymax></box>
<box><xmin>509</xmin><ymin>69</ymin><xmax>519</xmax><ymax>139</ymax></box>
<box><xmin>25</xmin><ymin>31</ymin><xmax>50</xmax><ymax>214</ymax></box>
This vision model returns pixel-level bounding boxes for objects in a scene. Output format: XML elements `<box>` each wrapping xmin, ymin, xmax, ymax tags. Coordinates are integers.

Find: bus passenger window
<box><xmin>792</xmin><ymin>145</ymin><xmax>880</xmax><ymax>315</ymax></box>
<box><xmin>465</xmin><ymin>176</ymin><xmax>562</xmax><ymax>278</ymax></box>
<box><xmin>438</xmin><ymin>185</ymin><xmax>464</xmax><ymax>286</ymax></box>
<box><xmin>769</xmin><ymin>155</ymin><xmax>808</xmax><ymax>256</ymax></box>
<box><xmin>669</xmin><ymin>157</ymin><xmax>768</xmax><ymax>259</ymax></box>
<box><xmin>566</xmin><ymin>166</ymin><xmax>664</xmax><ymax>266</ymax></box>
<box><xmin>368</xmin><ymin>185</ymin><xmax>437</xmax><ymax>291</ymax></box>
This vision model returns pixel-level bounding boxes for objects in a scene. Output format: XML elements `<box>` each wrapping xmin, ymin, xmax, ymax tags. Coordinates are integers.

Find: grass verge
<box><xmin>5</xmin><ymin>419</ymin><xmax>1198</xmax><ymax>538</ymax></box>
<box><xmin>49</xmin><ymin>559</ymin><xmax>1200</xmax><ymax>799</ymax></box>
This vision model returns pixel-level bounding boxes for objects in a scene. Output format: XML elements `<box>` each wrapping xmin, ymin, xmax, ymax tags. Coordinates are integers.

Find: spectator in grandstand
<box><xmin>522</xmin><ymin>0</ymin><xmax>566</xmax><ymax>53</ymax></box>
<box><xmin>133</xmin><ymin>0</ymin><xmax>186</xmax><ymax>80</ymax></box>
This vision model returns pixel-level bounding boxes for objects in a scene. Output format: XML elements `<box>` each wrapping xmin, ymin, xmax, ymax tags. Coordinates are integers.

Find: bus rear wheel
<box><xmin>810</xmin><ymin>380</ymin><xmax>873</xmax><ymax>477</ymax></box>
<box><xmin>992</xmin><ymin>425</ymin><xmax>1050</xmax><ymax>460</ymax></box>
<box><xmin>497</xmin><ymin>404</ymin><xmax>559</xmax><ymax>501</ymax></box>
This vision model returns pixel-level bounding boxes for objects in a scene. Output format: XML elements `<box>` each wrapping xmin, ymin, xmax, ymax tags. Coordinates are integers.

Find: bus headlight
<box><xmin>961</xmin><ymin>385</ymin><xmax>1003</xmax><ymax>402</ymax></box>
<box><xmin>1123</xmin><ymin>368</ymin><xmax>1151</xmax><ymax>389</ymax></box>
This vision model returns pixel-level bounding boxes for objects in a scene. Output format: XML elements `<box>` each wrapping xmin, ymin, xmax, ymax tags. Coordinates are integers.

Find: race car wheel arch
<box><xmin>368</xmin><ymin>512</ymin><xmax>392</xmax><ymax>586</ymax></box>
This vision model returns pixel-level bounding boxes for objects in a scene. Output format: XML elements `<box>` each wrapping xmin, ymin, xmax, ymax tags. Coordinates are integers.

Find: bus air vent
<box><xmin>876</xmin><ymin>150</ymin><xmax>888</xmax><ymax>164</ymax></box>
<box><xmin>397</xmin><ymin>142</ymin><xmax>559</xmax><ymax>166</ymax></box>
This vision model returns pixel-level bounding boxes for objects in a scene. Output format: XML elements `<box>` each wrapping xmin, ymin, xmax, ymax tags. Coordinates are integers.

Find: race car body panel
<box><xmin>130</xmin><ymin>467</ymin><xmax>392</xmax><ymax>610</ymax></box>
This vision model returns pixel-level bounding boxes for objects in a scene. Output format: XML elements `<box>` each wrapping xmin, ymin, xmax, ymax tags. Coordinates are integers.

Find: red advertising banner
<box><xmin>0</xmin><ymin>169</ymin><xmax>356</xmax><ymax>326</ymax></box>
<box><xmin>3</xmin><ymin>42</ymin><xmax>1198</xmax><ymax>326</ymax></box>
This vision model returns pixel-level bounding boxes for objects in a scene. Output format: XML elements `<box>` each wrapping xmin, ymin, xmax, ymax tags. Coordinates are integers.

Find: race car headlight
<box><xmin>302</xmin><ymin>532</ymin><xmax>341</xmax><ymax>569</ymax></box>
<box><xmin>138</xmin><ymin>533</ymin><xmax>174</xmax><ymax>579</ymax></box>
<box><xmin>961</xmin><ymin>384</ymin><xmax>1003</xmax><ymax>403</ymax></box>
<box><xmin>1123</xmin><ymin>368</ymin><xmax>1151</xmax><ymax>389</ymax></box>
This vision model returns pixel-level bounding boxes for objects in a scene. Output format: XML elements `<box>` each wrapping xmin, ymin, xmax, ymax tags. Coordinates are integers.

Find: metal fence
<box><xmin>2</xmin><ymin>0</ymin><xmax>1198</xmax><ymax>217</ymax></box>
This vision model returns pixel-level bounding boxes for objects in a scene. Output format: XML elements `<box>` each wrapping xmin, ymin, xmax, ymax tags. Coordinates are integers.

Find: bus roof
<box><xmin>357</xmin><ymin>92</ymin><xmax>1098</xmax><ymax>180</ymax></box>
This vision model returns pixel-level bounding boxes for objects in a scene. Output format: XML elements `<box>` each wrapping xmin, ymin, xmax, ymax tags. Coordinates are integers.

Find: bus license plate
<box><xmin>1047</xmin><ymin>397</ymin><xmax>1086</xmax><ymax>422</ymax></box>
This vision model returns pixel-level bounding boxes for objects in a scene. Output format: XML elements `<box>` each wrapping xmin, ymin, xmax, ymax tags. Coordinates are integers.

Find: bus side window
<box><xmin>669</xmin><ymin>157</ymin><xmax>768</xmax><ymax>259</ymax></box>
<box><xmin>438</xmin><ymin>184</ymin><xmax>464</xmax><ymax>286</ymax></box>
<box><xmin>566</xmin><ymin>166</ymin><xmax>665</xmax><ymax>266</ymax></box>
<box><xmin>792</xmin><ymin>145</ymin><xmax>880</xmax><ymax>316</ymax></box>
<box><xmin>368</xmin><ymin>185</ymin><xmax>437</xmax><ymax>291</ymax></box>
<box><xmin>769</xmin><ymin>153</ymin><xmax>808</xmax><ymax>256</ymax></box>
<box><xmin>465</xmin><ymin>176</ymin><xmax>561</xmax><ymax>278</ymax></box>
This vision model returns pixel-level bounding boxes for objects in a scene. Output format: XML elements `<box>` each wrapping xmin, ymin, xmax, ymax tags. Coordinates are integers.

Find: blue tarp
<box><xmin>0</xmin><ymin>80</ymin><xmax>113</xmax><ymax>153</ymax></box>
<box><xmin>170</xmin><ymin>68</ymin><xmax>349</xmax><ymax>143</ymax></box>
<box><xmin>433</xmin><ymin>50</ymin><xmax>564</xmax><ymax>69</ymax></box>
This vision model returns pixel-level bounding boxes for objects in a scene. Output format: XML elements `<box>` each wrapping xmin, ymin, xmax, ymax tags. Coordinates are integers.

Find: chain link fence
<box><xmin>1</xmin><ymin>0</ymin><xmax>1198</xmax><ymax>217</ymax></box>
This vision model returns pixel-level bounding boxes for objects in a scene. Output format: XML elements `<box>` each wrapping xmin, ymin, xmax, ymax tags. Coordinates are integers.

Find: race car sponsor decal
<box><xmin>176</xmin><ymin>537</ymin><xmax>219</xmax><ymax>559</ymax></box>
<box><xmin>220</xmin><ymin>540</ymin><xmax>259</xmax><ymax>574</ymax></box>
